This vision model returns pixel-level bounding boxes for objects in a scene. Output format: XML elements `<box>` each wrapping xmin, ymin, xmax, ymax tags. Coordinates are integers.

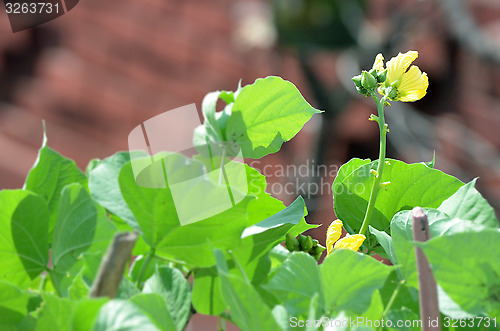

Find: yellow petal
<box><xmin>333</xmin><ymin>234</ymin><xmax>366</xmax><ymax>252</ymax></box>
<box><xmin>397</xmin><ymin>67</ymin><xmax>428</xmax><ymax>102</ymax></box>
<box><xmin>385</xmin><ymin>51</ymin><xmax>418</xmax><ymax>86</ymax></box>
<box><xmin>326</xmin><ymin>219</ymin><xmax>343</xmax><ymax>255</ymax></box>
<box><xmin>372</xmin><ymin>53</ymin><xmax>384</xmax><ymax>72</ymax></box>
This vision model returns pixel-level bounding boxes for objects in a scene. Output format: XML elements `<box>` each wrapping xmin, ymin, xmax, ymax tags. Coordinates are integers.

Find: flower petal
<box><xmin>333</xmin><ymin>234</ymin><xmax>366</xmax><ymax>252</ymax></box>
<box><xmin>326</xmin><ymin>219</ymin><xmax>343</xmax><ymax>255</ymax></box>
<box><xmin>386</xmin><ymin>51</ymin><xmax>418</xmax><ymax>86</ymax></box>
<box><xmin>372</xmin><ymin>53</ymin><xmax>385</xmax><ymax>72</ymax></box>
<box><xmin>398</xmin><ymin>67</ymin><xmax>428</xmax><ymax>102</ymax></box>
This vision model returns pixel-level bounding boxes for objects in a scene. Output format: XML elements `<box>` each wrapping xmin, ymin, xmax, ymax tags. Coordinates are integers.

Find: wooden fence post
<box><xmin>412</xmin><ymin>207</ymin><xmax>441</xmax><ymax>330</ymax></box>
<box><xmin>89</xmin><ymin>231</ymin><xmax>138</xmax><ymax>298</ymax></box>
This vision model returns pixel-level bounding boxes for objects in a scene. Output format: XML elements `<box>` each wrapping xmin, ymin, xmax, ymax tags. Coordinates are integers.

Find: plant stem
<box><xmin>377</xmin><ymin>280</ymin><xmax>404</xmax><ymax>330</ymax></box>
<box><xmin>135</xmin><ymin>248</ymin><xmax>155</xmax><ymax>286</ymax></box>
<box><xmin>359</xmin><ymin>96</ymin><xmax>388</xmax><ymax>236</ymax></box>
<box><xmin>381</xmin><ymin>280</ymin><xmax>404</xmax><ymax>318</ymax></box>
<box><xmin>39</xmin><ymin>272</ymin><xmax>48</xmax><ymax>293</ymax></box>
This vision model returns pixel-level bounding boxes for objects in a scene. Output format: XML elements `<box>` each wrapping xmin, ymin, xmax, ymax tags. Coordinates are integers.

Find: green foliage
<box><xmin>333</xmin><ymin>158</ymin><xmax>463</xmax><ymax>232</ymax></box>
<box><xmin>142</xmin><ymin>266</ymin><xmax>191</xmax><ymax>330</ymax></box>
<box><xmin>417</xmin><ymin>230</ymin><xmax>500</xmax><ymax>318</ymax></box>
<box><xmin>321</xmin><ymin>249</ymin><xmax>394</xmax><ymax>314</ymax></box>
<box><xmin>264</xmin><ymin>252</ymin><xmax>324</xmax><ymax>317</ymax></box>
<box><xmin>1</xmin><ymin>75</ymin><xmax>499</xmax><ymax>330</ymax></box>
<box><xmin>0</xmin><ymin>190</ymin><xmax>49</xmax><ymax>287</ymax></box>
<box><xmin>0</xmin><ymin>280</ymin><xmax>35</xmax><ymax>328</ymax></box>
<box><xmin>225</xmin><ymin>76</ymin><xmax>321</xmax><ymax>159</ymax></box>
<box><xmin>24</xmin><ymin>136</ymin><xmax>87</xmax><ymax>233</ymax></box>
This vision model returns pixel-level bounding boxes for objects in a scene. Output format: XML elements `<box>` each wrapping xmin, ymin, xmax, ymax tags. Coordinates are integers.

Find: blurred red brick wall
<box><xmin>0</xmin><ymin>0</ymin><xmax>308</xmax><ymax>190</ymax></box>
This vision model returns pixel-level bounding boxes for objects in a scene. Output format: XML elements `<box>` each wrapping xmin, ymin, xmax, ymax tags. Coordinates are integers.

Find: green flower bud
<box><xmin>299</xmin><ymin>235</ymin><xmax>313</xmax><ymax>252</ymax></box>
<box><xmin>285</xmin><ymin>233</ymin><xmax>299</xmax><ymax>252</ymax></box>
<box><xmin>311</xmin><ymin>239</ymin><xmax>319</xmax><ymax>247</ymax></box>
<box><xmin>352</xmin><ymin>75</ymin><xmax>362</xmax><ymax>88</ymax></box>
<box><xmin>361</xmin><ymin>71</ymin><xmax>377</xmax><ymax>90</ymax></box>
<box><xmin>377</xmin><ymin>69</ymin><xmax>387</xmax><ymax>83</ymax></box>
<box><xmin>310</xmin><ymin>244</ymin><xmax>326</xmax><ymax>255</ymax></box>
<box><xmin>356</xmin><ymin>86</ymin><xmax>371</xmax><ymax>97</ymax></box>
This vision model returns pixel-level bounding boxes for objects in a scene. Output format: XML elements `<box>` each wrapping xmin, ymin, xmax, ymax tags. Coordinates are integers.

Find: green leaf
<box><xmin>0</xmin><ymin>190</ymin><xmax>49</xmax><ymax>287</ymax></box>
<box><xmin>92</xmin><ymin>299</ymin><xmax>160</xmax><ymax>331</ymax></box>
<box><xmin>116</xmin><ymin>277</ymin><xmax>141</xmax><ymax>299</ymax></box>
<box><xmin>369</xmin><ymin>226</ymin><xmax>396</xmax><ymax>264</ymax></box>
<box><xmin>226</xmin><ymin>76</ymin><xmax>321</xmax><ymax>159</ymax></box>
<box><xmin>0</xmin><ymin>280</ymin><xmax>35</xmax><ymax>327</ymax></box>
<box><xmin>320</xmin><ymin>249</ymin><xmax>393</xmax><ymax>314</ymax></box>
<box><xmin>333</xmin><ymin>159</ymin><xmax>463</xmax><ymax>232</ymax></box>
<box><xmin>332</xmin><ymin>158</ymin><xmax>371</xmax><ymax>198</ymax></box>
<box><xmin>422</xmin><ymin>151</ymin><xmax>436</xmax><ymax>169</ymax></box>
<box><xmin>142</xmin><ymin>266</ymin><xmax>191</xmax><ymax>331</ymax></box>
<box><xmin>89</xmin><ymin>151</ymin><xmax>142</xmax><ymax>230</ymax></box>
<box><xmin>438</xmin><ymin>178</ymin><xmax>499</xmax><ymax>228</ymax></box>
<box><xmin>391</xmin><ymin>208</ymin><xmax>491</xmax><ymax>287</ymax></box>
<box><xmin>232</xmin><ymin>196</ymin><xmax>315</xmax><ymax>284</ymax></box>
<box><xmin>264</xmin><ymin>252</ymin><xmax>324</xmax><ymax>317</ymax></box>
<box><xmin>129</xmin><ymin>255</ymin><xmax>167</xmax><ymax>288</ymax></box>
<box><xmin>238</xmin><ymin>194</ymin><xmax>317</xmax><ymax>271</ymax></box>
<box><xmin>214</xmin><ymin>249</ymin><xmax>283</xmax><ymax>330</ymax></box>
<box><xmin>130</xmin><ymin>293</ymin><xmax>176</xmax><ymax>331</ymax></box>
<box><xmin>270</xmin><ymin>305</ymin><xmax>290</xmax><ymax>331</ymax></box>
<box><xmin>72</xmin><ymin>298</ymin><xmax>108</xmax><ymax>331</ymax></box>
<box><xmin>241</xmin><ymin>196</ymin><xmax>307</xmax><ymax>238</ymax></box>
<box><xmin>36</xmin><ymin>294</ymin><xmax>75</xmax><ymax>331</ymax></box>
<box><xmin>245</xmin><ymin>165</ymin><xmax>286</xmax><ymax>225</ymax></box>
<box><xmin>416</xmin><ymin>230</ymin><xmax>500</xmax><ymax>318</ymax></box>
<box><xmin>378</xmin><ymin>271</ymin><xmax>418</xmax><ymax>317</ymax></box>
<box><xmin>155</xmin><ymin>197</ymin><xmax>250</xmax><ymax>267</ymax></box>
<box><xmin>52</xmin><ymin>183</ymin><xmax>109</xmax><ymax>272</ymax></box>
<box><xmin>51</xmin><ymin>183</ymin><xmax>117</xmax><ymax>294</ymax></box>
<box><xmin>200</xmin><ymin>91</ymin><xmax>226</xmax><ymax>142</ymax></box>
<box><xmin>119</xmin><ymin>161</ymin><xmax>180</xmax><ymax>248</ymax></box>
<box><xmin>192</xmin><ymin>267</ymin><xmax>226</xmax><ymax>316</ymax></box>
<box><xmin>24</xmin><ymin>143</ymin><xmax>87</xmax><ymax>232</ymax></box>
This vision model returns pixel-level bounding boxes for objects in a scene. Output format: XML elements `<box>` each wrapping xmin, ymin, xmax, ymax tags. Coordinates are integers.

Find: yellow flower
<box><xmin>326</xmin><ymin>220</ymin><xmax>366</xmax><ymax>255</ymax></box>
<box><xmin>382</xmin><ymin>50</ymin><xmax>428</xmax><ymax>102</ymax></box>
<box><xmin>333</xmin><ymin>234</ymin><xmax>366</xmax><ymax>252</ymax></box>
<box><xmin>326</xmin><ymin>219</ymin><xmax>343</xmax><ymax>255</ymax></box>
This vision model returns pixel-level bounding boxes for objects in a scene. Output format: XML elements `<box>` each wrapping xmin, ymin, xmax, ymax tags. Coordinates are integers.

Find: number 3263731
<box><xmin>5</xmin><ymin>2</ymin><xmax>60</xmax><ymax>14</ymax></box>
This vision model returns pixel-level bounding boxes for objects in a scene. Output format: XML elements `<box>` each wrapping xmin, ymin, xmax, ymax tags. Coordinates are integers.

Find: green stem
<box><xmin>377</xmin><ymin>280</ymin><xmax>404</xmax><ymax>330</ymax></box>
<box><xmin>39</xmin><ymin>272</ymin><xmax>48</xmax><ymax>293</ymax></box>
<box><xmin>135</xmin><ymin>249</ymin><xmax>155</xmax><ymax>286</ymax></box>
<box><xmin>381</xmin><ymin>280</ymin><xmax>403</xmax><ymax>319</ymax></box>
<box><xmin>359</xmin><ymin>96</ymin><xmax>388</xmax><ymax>236</ymax></box>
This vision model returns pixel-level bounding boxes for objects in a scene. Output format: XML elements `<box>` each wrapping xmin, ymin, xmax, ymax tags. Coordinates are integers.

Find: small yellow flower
<box><xmin>333</xmin><ymin>234</ymin><xmax>366</xmax><ymax>252</ymax></box>
<box><xmin>382</xmin><ymin>50</ymin><xmax>428</xmax><ymax>102</ymax></box>
<box><xmin>326</xmin><ymin>219</ymin><xmax>343</xmax><ymax>255</ymax></box>
<box><xmin>326</xmin><ymin>220</ymin><xmax>366</xmax><ymax>255</ymax></box>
